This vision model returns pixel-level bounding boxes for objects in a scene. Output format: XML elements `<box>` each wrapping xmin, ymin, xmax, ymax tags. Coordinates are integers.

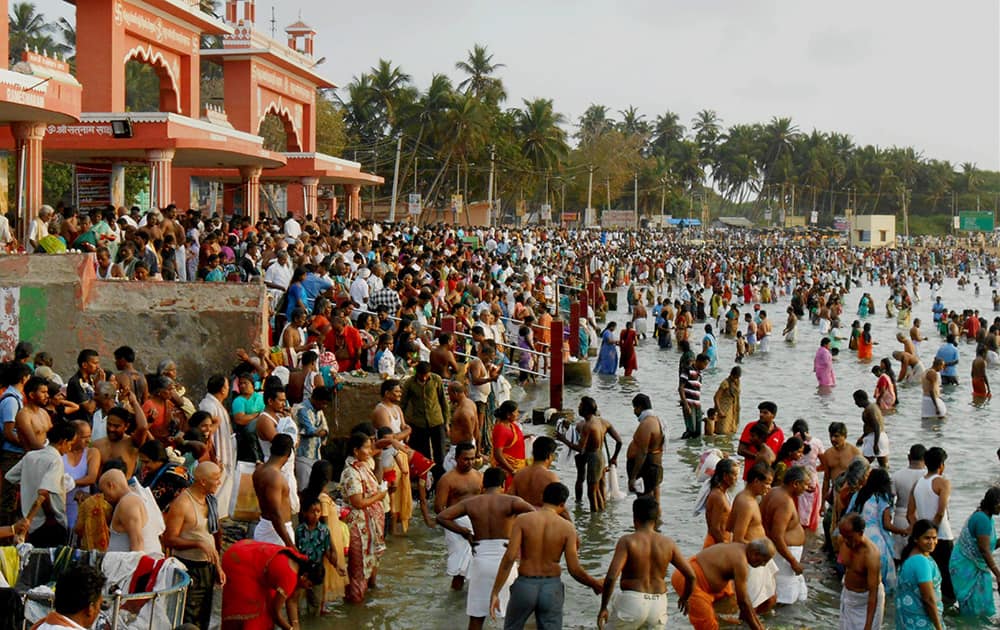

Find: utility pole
<box><xmin>487</xmin><ymin>146</ymin><xmax>495</xmax><ymax>226</ymax></box>
<box><xmin>633</xmin><ymin>172</ymin><xmax>638</xmax><ymax>216</ymax></box>
<box><xmin>606</xmin><ymin>176</ymin><xmax>611</xmax><ymax>211</ymax></box>
<box><xmin>389</xmin><ymin>135</ymin><xmax>402</xmax><ymax>222</ymax></box>
<box><xmin>586</xmin><ymin>165</ymin><xmax>594</xmax><ymax>223</ymax></box>
<box><xmin>371</xmin><ymin>147</ymin><xmax>377</xmax><ymax>220</ymax></box>
<box><xmin>790</xmin><ymin>184</ymin><xmax>796</xmax><ymax>217</ymax></box>
<box><xmin>660</xmin><ymin>178</ymin><xmax>666</xmax><ymax>216</ymax></box>
<box><xmin>901</xmin><ymin>186</ymin><xmax>910</xmax><ymax>241</ymax></box>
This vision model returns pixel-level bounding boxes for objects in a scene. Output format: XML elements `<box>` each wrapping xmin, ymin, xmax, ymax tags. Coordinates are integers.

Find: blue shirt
<box><xmin>935</xmin><ymin>343</ymin><xmax>959</xmax><ymax>378</ymax></box>
<box><xmin>0</xmin><ymin>386</ymin><xmax>24</xmax><ymax>454</ymax></box>
<box><xmin>286</xmin><ymin>282</ymin><xmax>307</xmax><ymax>321</ymax></box>
<box><xmin>301</xmin><ymin>273</ymin><xmax>334</xmax><ymax>312</ymax></box>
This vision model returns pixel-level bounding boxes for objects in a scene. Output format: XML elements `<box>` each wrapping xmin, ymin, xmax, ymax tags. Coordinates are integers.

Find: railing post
<box><xmin>549</xmin><ymin>319</ymin><xmax>564</xmax><ymax>410</ymax></box>
<box><xmin>579</xmin><ymin>290</ymin><xmax>589</xmax><ymax>320</ymax></box>
<box><xmin>440</xmin><ymin>315</ymin><xmax>455</xmax><ymax>335</ymax></box>
<box><xmin>569</xmin><ymin>302</ymin><xmax>580</xmax><ymax>358</ymax></box>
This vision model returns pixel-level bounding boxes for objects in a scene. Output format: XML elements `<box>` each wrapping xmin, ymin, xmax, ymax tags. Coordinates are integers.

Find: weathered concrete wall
<box><xmin>0</xmin><ymin>253</ymin><xmax>267</xmax><ymax>399</ymax></box>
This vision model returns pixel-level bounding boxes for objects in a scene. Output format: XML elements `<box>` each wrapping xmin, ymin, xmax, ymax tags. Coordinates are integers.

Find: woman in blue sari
<box><xmin>701</xmin><ymin>324</ymin><xmax>718</xmax><ymax>370</ymax></box>
<box><xmin>594</xmin><ymin>321</ymin><xmax>619</xmax><ymax>375</ymax></box>
<box><xmin>950</xmin><ymin>487</ymin><xmax>1000</xmax><ymax>618</ymax></box>
<box><xmin>896</xmin><ymin>519</ymin><xmax>945</xmax><ymax>630</ymax></box>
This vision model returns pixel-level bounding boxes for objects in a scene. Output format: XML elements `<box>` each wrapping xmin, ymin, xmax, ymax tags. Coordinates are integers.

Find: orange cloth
<box><xmin>671</xmin><ymin>557</ymin><xmax>731</xmax><ymax>630</ymax></box>
<box><xmin>973</xmin><ymin>376</ymin><xmax>991</xmax><ymax>397</ymax></box>
<box><xmin>702</xmin><ymin>531</ymin><xmax>731</xmax><ymax>549</ymax></box>
<box><xmin>857</xmin><ymin>334</ymin><xmax>873</xmax><ymax>360</ymax></box>
<box><xmin>74</xmin><ymin>493</ymin><xmax>112</xmax><ymax>551</ymax></box>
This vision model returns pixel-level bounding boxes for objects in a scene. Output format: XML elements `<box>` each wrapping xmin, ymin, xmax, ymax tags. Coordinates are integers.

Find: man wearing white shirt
<box><xmin>264</xmin><ymin>250</ymin><xmax>293</xmax><ymax>296</ymax></box>
<box><xmin>34</xmin><ymin>565</ymin><xmax>106</xmax><ymax>630</ymax></box>
<box><xmin>283</xmin><ymin>212</ymin><xmax>301</xmax><ymax>241</ymax></box>
<box><xmin>0</xmin><ymin>212</ymin><xmax>13</xmax><ymax>250</ymax></box>
<box><xmin>350</xmin><ymin>268</ymin><xmax>371</xmax><ymax>306</ymax></box>
<box><xmin>26</xmin><ymin>205</ymin><xmax>54</xmax><ymax>252</ymax></box>
<box><xmin>5</xmin><ymin>422</ymin><xmax>76</xmax><ymax>547</ymax></box>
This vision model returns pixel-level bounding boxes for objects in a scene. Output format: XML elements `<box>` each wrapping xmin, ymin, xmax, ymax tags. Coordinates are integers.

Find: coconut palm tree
<box><xmin>575</xmin><ymin>104</ymin><xmax>614</xmax><ymax>145</ymax></box>
<box><xmin>515</xmin><ymin>98</ymin><xmax>568</xmax><ymax>173</ymax></box>
<box><xmin>367</xmin><ymin>59</ymin><xmax>416</xmax><ymax>134</ymax></box>
<box><xmin>617</xmin><ymin>106</ymin><xmax>650</xmax><ymax>141</ymax></box>
<box><xmin>9</xmin><ymin>2</ymin><xmax>59</xmax><ymax>62</ymax></box>
<box><xmin>651</xmin><ymin>111</ymin><xmax>685</xmax><ymax>159</ymax></box>
<box><xmin>455</xmin><ymin>44</ymin><xmax>506</xmax><ymax>104</ymax></box>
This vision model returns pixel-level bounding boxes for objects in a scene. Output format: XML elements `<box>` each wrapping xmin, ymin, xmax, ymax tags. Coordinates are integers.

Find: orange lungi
<box><xmin>671</xmin><ymin>557</ymin><xmax>733</xmax><ymax>630</ymax></box>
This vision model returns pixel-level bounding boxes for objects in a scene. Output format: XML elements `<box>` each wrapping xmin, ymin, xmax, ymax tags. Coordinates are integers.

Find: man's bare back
<box><xmin>450</xmin><ymin>397</ymin><xmax>478</xmax><ymax>444</ymax></box>
<box><xmin>761</xmin><ymin>487</ymin><xmax>806</xmax><ymax>548</ymax></box>
<box><xmin>615</xmin><ymin>530</ymin><xmax>678</xmax><ymax>593</ymax></box>
<box><xmin>694</xmin><ymin>543</ymin><xmax>750</xmax><ymax>593</ymax></box>
<box><xmin>511</xmin><ymin>508</ymin><xmax>577</xmax><ymax>577</ymax></box>
<box><xmin>511</xmin><ymin>465</ymin><xmax>559</xmax><ymax>507</ymax></box>
<box><xmin>439</xmin><ymin>491</ymin><xmax>534</xmax><ymax>541</ymax></box>
<box><xmin>728</xmin><ymin>490</ymin><xmax>766</xmax><ymax>542</ymax></box>
<box><xmin>253</xmin><ymin>464</ymin><xmax>291</xmax><ymax>524</ymax></box>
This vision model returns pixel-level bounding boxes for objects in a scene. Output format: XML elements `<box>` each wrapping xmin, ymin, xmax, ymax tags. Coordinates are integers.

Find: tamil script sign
<box><xmin>958</xmin><ymin>211</ymin><xmax>994</xmax><ymax>232</ymax></box>
<box><xmin>601</xmin><ymin>210</ymin><xmax>636</xmax><ymax>228</ymax></box>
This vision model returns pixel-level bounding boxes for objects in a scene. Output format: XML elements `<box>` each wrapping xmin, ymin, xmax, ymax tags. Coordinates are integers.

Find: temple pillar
<box><xmin>300</xmin><ymin>177</ymin><xmax>319</xmax><ymax>219</ymax></box>
<box><xmin>240</xmin><ymin>165</ymin><xmax>262</xmax><ymax>222</ymax></box>
<box><xmin>12</xmin><ymin>122</ymin><xmax>45</xmax><ymax>243</ymax></box>
<box><xmin>146</xmin><ymin>149</ymin><xmax>174</xmax><ymax>210</ymax></box>
<box><xmin>346</xmin><ymin>184</ymin><xmax>361</xmax><ymax>220</ymax></box>
<box><xmin>111</xmin><ymin>163</ymin><xmax>126</xmax><ymax>208</ymax></box>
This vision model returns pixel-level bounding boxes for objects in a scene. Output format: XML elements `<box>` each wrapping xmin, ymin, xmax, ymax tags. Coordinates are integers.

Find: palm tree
<box><xmin>691</xmin><ymin>110</ymin><xmax>721</xmax><ymax>153</ymax></box>
<box><xmin>960</xmin><ymin>162</ymin><xmax>982</xmax><ymax>194</ymax></box>
<box><xmin>367</xmin><ymin>59</ymin><xmax>415</xmax><ymax>133</ymax></box>
<box><xmin>651</xmin><ymin>111</ymin><xmax>685</xmax><ymax>158</ymax></box>
<box><xmin>455</xmin><ymin>44</ymin><xmax>506</xmax><ymax>104</ymax></box>
<box><xmin>515</xmin><ymin>98</ymin><xmax>568</xmax><ymax>173</ymax></box>
<box><xmin>575</xmin><ymin>104</ymin><xmax>614</xmax><ymax>145</ymax></box>
<box><xmin>9</xmin><ymin>2</ymin><xmax>58</xmax><ymax>62</ymax></box>
<box><xmin>617</xmin><ymin>106</ymin><xmax>650</xmax><ymax>140</ymax></box>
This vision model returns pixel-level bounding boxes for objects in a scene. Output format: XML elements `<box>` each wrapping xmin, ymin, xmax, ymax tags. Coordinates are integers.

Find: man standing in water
<box><xmin>853</xmin><ymin>390</ymin><xmax>889</xmax><ymax>469</ymax></box>
<box><xmin>819</xmin><ymin>422</ymin><xmax>862</xmax><ymax>550</ymax></box>
<box><xmin>727</xmin><ymin>462</ymin><xmax>779</xmax><ymax>614</ymax></box>
<box><xmin>445</xmin><ymin>382</ymin><xmax>479</xmax><ymax>470</ymax></box>
<box><xmin>489</xmin><ymin>482</ymin><xmax>603</xmax><ymax>628</ymax></box>
<box><xmin>597</xmin><ymin>497</ymin><xmax>695</xmax><ymax>629</ymax></box>
<box><xmin>510</xmin><ymin>437</ymin><xmax>560</xmax><ymax>508</ymax></box>
<box><xmin>570</xmin><ymin>397</ymin><xmax>622</xmax><ymax>512</ymax></box>
<box><xmin>252</xmin><ymin>433</ymin><xmax>295</xmax><ymax>547</ymax></box>
<box><xmin>761</xmin><ymin>465</ymin><xmax>809</xmax><ymax>605</ymax></box>
<box><xmin>436</xmin><ymin>443</ymin><xmax>483</xmax><ymax>590</ymax></box>
<box><xmin>837</xmin><ymin>512</ymin><xmax>885</xmax><ymax>630</ymax></box>
<box><xmin>934</xmin><ymin>334</ymin><xmax>960</xmax><ymax>386</ymax></box>
<box><xmin>626</xmin><ymin>394</ymin><xmax>666</xmax><ymax>501</ymax></box>
<box><xmin>921</xmin><ymin>357</ymin><xmax>947</xmax><ymax>418</ymax></box>
<box><xmin>437</xmin><ymin>467</ymin><xmax>534</xmax><ymax>630</ymax></box>
<box><xmin>971</xmin><ymin>345</ymin><xmax>991</xmax><ymax>402</ymax></box>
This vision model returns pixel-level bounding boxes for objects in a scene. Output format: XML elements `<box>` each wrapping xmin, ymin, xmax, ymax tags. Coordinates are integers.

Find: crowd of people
<box><xmin>2</xmin><ymin>211</ymin><xmax>1000</xmax><ymax>629</ymax></box>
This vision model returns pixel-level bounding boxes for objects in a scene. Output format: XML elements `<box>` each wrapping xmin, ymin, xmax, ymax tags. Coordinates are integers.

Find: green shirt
<box><xmin>400</xmin><ymin>373</ymin><xmax>447</xmax><ymax>428</ymax></box>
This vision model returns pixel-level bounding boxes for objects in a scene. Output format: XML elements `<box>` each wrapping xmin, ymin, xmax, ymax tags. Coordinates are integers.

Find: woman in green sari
<box><xmin>950</xmin><ymin>486</ymin><xmax>1000</xmax><ymax>618</ymax></box>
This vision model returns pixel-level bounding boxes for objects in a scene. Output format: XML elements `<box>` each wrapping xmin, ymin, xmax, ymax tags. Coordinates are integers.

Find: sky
<box><xmin>35</xmin><ymin>0</ymin><xmax>1000</xmax><ymax>170</ymax></box>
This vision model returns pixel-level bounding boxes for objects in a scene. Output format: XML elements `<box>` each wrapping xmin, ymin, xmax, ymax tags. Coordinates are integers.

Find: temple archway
<box><xmin>123</xmin><ymin>48</ymin><xmax>181</xmax><ymax>113</ymax></box>
<box><xmin>257</xmin><ymin>102</ymin><xmax>302</xmax><ymax>152</ymax></box>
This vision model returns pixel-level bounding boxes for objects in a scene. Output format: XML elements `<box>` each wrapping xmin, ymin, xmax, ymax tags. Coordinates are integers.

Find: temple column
<box><xmin>300</xmin><ymin>176</ymin><xmax>319</xmax><ymax>219</ymax></box>
<box><xmin>346</xmin><ymin>184</ymin><xmax>361</xmax><ymax>220</ymax></box>
<box><xmin>146</xmin><ymin>149</ymin><xmax>174</xmax><ymax>210</ymax></box>
<box><xmin>12</xmin><ymin>122</ymin><xmax>45</xmax><ymax>244</ymax></box>
<box><xmin>240</xmin><ymin>165</ymin><xmax>262</xmax><ymax>223</ymax></box>
<box><xmin>110</xmin><ymin>163</ymin><xmax>126</xmax><ymax>208</ymax></box>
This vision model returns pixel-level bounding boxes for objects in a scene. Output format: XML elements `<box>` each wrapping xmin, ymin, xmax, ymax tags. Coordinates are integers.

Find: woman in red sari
<box><xmin>491</xmin><ymin>401</ymin><xmax>526</xmax><ymax>490</ymax></box>
<box><xmin>619</xmin><ymin>320</ymin><xmax>639</xmax><ymax>376</ymax></box>
<box><xmin>221</xmin><ymin>539</ymin><xmax>323</xmax><ymax>630</ymax></box>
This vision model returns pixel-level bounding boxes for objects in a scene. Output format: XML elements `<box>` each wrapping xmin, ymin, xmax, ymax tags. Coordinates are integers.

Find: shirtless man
<box><xmin>892</xmin><ymin>332</ymin><xmax>924</xmax><ymax>381</ymax></box>
<box><xmin>113</xmin><ymin>345</ymin><xmax>148</xmax><ymax>403</ymax></box>
<box><xmin>92</xmin><ymin>382</ymin><xmax>149</xmax><ymax>478</ymax></box>
<box><xmin>727</xmin><ymin>462</ymin><xmax>779</xmax><ymax>614</ymax></box>
<box><xmin>15</xmin><ymin>376</ymin><xmax>52</xmax><ymax>451</ymax></box>
<box><xmin>437</xmin><ymin>467</ymin><xmax>534</xmax><ymax>630</ymax></box>
<box><xmin>971</xmin><ymin>345</ymin><xmax>991</xmax><ymax>402</ymax></box>
<box><xmin>510</xmin><ymin>436</ymin><xmax>560</xmax><ymax>508</ymax></box>
<box><xmin>489</xmin><ymin>482</ymin><xmax>602</xmax><ymax>628</ymax></box>
<box><xmin>921</xmin><ymin>357</ymin><xmax>947</xmax><ymax>419</ymax></box>
<box><xmin>853</xmin><ymin>390</ymin><xmax>888</xmax><ymax>469</ymax></box>
<box><xmin>669</xmin><ymin>540</ymin><xmax>774</xmax><ymax>630</ymax></box>
<box><xmin>626</xmin><ymin>394</ymin><xmax>666</xmax><ymax>502</ymax></box>
<box><xmin>162</xmin><ymin>461</ymin><xmax>224</xmax><ymax>628</ymax></box>
<box><xmin>598</xmin><ymin>497</ymin><xmax>695</xmax><ymax>629</ymax></box>
<box><xmin>435</xmin><ymin>443</ymin><xmax>483</xmax><ymax>590</ymax></box>
<box><xmin>704</xmin><ymin>459</ymin><xmax>737</xmax><ymax>547</ymax></box>
<box><xmin>819</xmin><ymin>421</ymin><xmax>862</xmax><ymax>549</ymax></box>
<box><xmin>430</xmin><ymin>333</ymin><xmax>461</xmax><ymax>380</ymax></box>
<box><xmin>445</xmin><ymin>381</ymin><xmax>479</xmax><ymax>470</ymax></box>
<box><xmin>563</xmin><ymin>397</ymin><xmax>623</xmax><ymax>512</ymax></box>
<box><xmin>371</xmin><ymin>379</ymin><xmax>411</xmax><ymax>442</ymax></box>
<box><xmin>837</xmin><ymin>513</ymin><xmax>885</xmax><ymax>630</ymax></box>
<box><xmin>252</xmin><ymin>433</ymin><xmax>295</xmax><ymax>547</ymax></box>
<box><xmin>467</xmin><ymin>342</ymin><xmax>501</xmax><ymax>446</ymax></box>
<box><xmin>100</xmin><ymin>469</ymin><xmax>159</xmax><ymax>553</ymax></box>
<box><xmin>761</xmin><ymin>465</ymin><xmax>809</xmax><ymax>605</ymax></box>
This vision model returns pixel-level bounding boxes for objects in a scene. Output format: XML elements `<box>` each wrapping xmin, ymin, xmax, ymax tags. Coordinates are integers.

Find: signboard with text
<box><xmin>958</xmin><ymin>211</ymin><xmax>994</xmax><ymax>232</ymax></box>
<box><xmin>407</xmin><ymin>193</ymin><xmax>421</xmax><ymax>216</ymax></box>
<box><xmin>600</xmin><ymin>210</ymin><xmax>635</xmax><ymax>228</ymax></box>
<box><xmin>75</xmin><ymin>171</ymin><xmax>112</xmax><ymax>212</ymax></box>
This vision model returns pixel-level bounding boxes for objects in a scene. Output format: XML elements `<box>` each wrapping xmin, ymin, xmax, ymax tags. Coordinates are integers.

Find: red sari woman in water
<box><xmin>221</xmin><ymin>540</ymin><xmax>323</xmax><ymax>630</ymax></box>
<box><xmin>619</xmin><ymin>321</ymin><xmax>639</xmax><ymax>376</ymax></box>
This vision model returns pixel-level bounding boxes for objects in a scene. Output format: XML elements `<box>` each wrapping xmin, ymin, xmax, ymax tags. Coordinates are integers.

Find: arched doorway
<box><xmin>257</xmin><ymin>105</ymin><xmax>301</xmax><ymax>152</ymax></box>
<box><xmin>124</xmin><ymin>49</ymin><xmax>180</xmax><ymax>113</ymax></box>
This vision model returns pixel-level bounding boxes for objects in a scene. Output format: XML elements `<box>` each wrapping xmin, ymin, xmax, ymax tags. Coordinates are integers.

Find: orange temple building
<box><xmin>0</xmin><ymin>0</ymin><xmax>379</xmax><ymax>231</ymax></box>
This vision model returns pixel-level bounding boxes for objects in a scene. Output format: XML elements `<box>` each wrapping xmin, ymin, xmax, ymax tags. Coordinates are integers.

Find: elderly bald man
<box><xmin>163</xmin><ymin>461</ymin><xmax>225</xmax><ymax>628</ymax></box>
<box><xmin>99</xmin><ymin>469</ymin><xmax>161</xmax><ymax>555</ymax></box>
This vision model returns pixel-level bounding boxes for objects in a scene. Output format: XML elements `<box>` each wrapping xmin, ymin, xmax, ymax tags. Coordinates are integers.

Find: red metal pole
<box><xmin>549</xmin><ymin>319</ymin><xmax>564</xmax><ymax>410</ymax></box>
<box><xmin>440</xmin><ymin>315</ymin><xmax>455</xmax><ymax>335</ymax></box>
<box><xmin>579</xmin><ymin>290</ymin><xmax>589</xmax><ymax>319</ymax></box>
<box><xmin>569</xmin><ymin>303</ymin><xmax>580</xmax><ymax>357</ymax></box>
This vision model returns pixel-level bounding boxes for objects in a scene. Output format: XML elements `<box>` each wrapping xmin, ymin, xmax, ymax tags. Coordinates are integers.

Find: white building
<box><xmin>849</xmin><ymin>214</ymin><xmax>896</xmax><ymax>248</ymax></box>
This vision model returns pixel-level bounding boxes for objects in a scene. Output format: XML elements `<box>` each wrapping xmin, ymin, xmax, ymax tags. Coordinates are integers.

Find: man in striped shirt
<box><xmin>680</xmin><ymin>353</ymin><xmax>710</xmax><ymax>439</ymax></box>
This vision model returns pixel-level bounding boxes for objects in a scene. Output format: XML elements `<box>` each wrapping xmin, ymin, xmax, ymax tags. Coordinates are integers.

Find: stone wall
<box><xmin>0</xmin><ymin>253</ymin><xmax>267</xmax><ymax>399</ymax></box>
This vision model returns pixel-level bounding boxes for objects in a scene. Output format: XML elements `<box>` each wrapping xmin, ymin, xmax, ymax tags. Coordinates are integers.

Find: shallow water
<box><xmin>308</xmin><ymin>277</ymin><xmax>1000</xmax><ymax>629</ymax></box>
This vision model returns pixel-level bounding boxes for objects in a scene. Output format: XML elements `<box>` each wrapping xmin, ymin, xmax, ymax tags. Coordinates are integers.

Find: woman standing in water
<box><xmin>595</xmin><ymin>321</ymin><xmax>620</xmax><ymax>375</ymax></box>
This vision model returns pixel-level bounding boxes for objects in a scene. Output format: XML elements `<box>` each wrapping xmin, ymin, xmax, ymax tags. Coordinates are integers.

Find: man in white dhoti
<box><xmin>837</xmin><ymin>513</ymin><xmax>885</xmax><ymax>629</ymax></box>
<box><xmin>436</xmin><ymin>467</ymin><xmax>534</xmax><ymax>630</ymax></box>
